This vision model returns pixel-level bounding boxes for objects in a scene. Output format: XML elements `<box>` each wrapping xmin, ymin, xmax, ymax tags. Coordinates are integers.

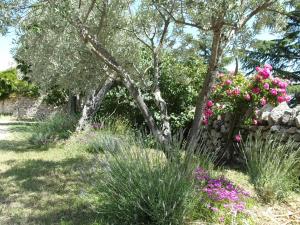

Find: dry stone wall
<box><xmin>205</xmin><ymin>102</ymin><xmax>300</xmax><ymax>151</ymax></box>
<box><xmin>0</xmin><ymin>96</ymin><xmax>57</xmax><ymax>119</ymax></box>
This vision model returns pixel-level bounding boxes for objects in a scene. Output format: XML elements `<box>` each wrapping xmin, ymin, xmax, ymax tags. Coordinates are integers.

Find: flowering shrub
<box><xmin>203</xmin><ymin>65</ymin><xmax>291</xmax><ymax>125</ymax></box>
<box><xmin>203</xmin><ymin>65</ymin><xmax>291</xmax><ymax>141</ymax></box>
<box><xmin>192</xmin><ymin>167</ymin><xmax>252</xmax><ymax>224</ymax></box>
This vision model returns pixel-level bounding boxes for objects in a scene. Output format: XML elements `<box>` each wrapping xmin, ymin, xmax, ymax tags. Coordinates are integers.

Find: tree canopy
<box><xmin>242</xmin><ymin>4</ymin><xmax>300</xmax><ymax>80</ymax></box>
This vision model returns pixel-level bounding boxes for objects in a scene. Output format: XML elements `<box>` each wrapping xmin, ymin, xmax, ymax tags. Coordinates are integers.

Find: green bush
<box><xmin>241</xmin><ymin>132</ymin><xmax>300</xmax><ymax>202</ymax></box>
<box><xmin>30</xmin><ymin>113</ymin><xmax>78</xmax><ymax>146</ymax></box>
<box><xmin>0</xmin><ymin>69</ymin><xmax>39</xmax><ymax>100</ymax></box>
<box><xmin>95</xmin><ymin>54</ymin><xmax>206</xmax><ymax>131</ymax></box>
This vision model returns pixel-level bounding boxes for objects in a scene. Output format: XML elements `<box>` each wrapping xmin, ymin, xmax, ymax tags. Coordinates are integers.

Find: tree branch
<box><xmin>154</xmin><ymin>0</ymin><xmax>209</xmax><ymax>31</ymax></box>
<box><xmin>238</xmin><ymin>0</ymin><xmax>277</xmax><ymax>30</ymax></box>
<box><xmin>82</xmin><ymin>0</ymin><xmax>97</xmax><ymax>23</ymax></box>
<box><xmin>97</xmin><ymin>0</ymin><xmax>108</xmax><ymax>35</ymax></box>
<box><xmin>115</xmin><ymin>26</ymin><xmax>152</xmax><ymax>50</ymax></box>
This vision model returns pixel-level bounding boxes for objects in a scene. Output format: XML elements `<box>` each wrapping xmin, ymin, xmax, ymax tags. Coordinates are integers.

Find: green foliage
<box><xmin>287</xmin><ymin>84</ymin><xmax>300</xmax><ymax>95</ymax></box>
<box><xmin>160</xmin><ymin>54</ymin><xmax>206</xmax><ymax>129</ymax></box>
<box><xmin>43</xmin><ymin>86</ymin><xmax>68</xmax><ymax>106</ymax></box>
<box><xmin>0</xmin><ymin>69</ymin><xmax>39</xmax><ymax>100</ymax></box>
<box><xmin>30</xmin><ymin>113</ymin><xmax>78</xmax><ymax>146</ymax></box>
<box><xmin>0</xmin><ymin>77</ymin><xmax>12</xmax><ymax>100</ymax></box>
<box><xmin>97</xmin><ymin>54</ymin><xmax>206</xmax><ymax>130</ymax></box>
<box><xmin>241</xmin><ymin>131</ymin><xmax>300</xmax><ymax>203</ymax></box>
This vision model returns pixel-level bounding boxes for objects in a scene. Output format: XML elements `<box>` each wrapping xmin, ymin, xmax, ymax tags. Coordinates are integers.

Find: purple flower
<box><xmin>194</xmin><ymin>167</ymin><xmax>251</xmax><ymax>216</ymax></box>
<box><xmin>210</xmin><ymin>207</ymin><xmax>219</xmax><ymax>212</ymax></box>
<box><xmin>195</xmin><ymin>167</ymin><xmax>210</xmax><ymax>181</ymax></box>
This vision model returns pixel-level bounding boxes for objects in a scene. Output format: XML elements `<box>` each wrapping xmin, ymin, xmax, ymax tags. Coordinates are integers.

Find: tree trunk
<box><xmin>153</xmin><ymin>51</ymin><xmax>172</xmax><ymax>145</ymax></box>
<box><xmin>120</xmin><ymin>71</ymin><xmax>169</xmax><ymax>147</ymax></box>
<box><xmin>187</xmin><ymin>30</ymin><xmax>222</xmax><ymax>149</ymax></box>
<box><xmin>76</xmin><ymin>74</ymin><xmax>116</xmax><ymax>131</ymax></box>
<box><xmin>76</xmin><ymin>21</ymin><xmax>169</xmax><ymax>149</ymax></box>
<box><xmin>68</xmin><ymin>93</ymin><xmax>77</xmax><ymax>115</ymax></box>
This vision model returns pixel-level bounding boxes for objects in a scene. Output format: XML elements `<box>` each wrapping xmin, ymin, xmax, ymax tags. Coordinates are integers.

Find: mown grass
<box><xmin>0</xmin><ymin>119</ymin><xmax>99</xmax><ymax>225</ymax></box>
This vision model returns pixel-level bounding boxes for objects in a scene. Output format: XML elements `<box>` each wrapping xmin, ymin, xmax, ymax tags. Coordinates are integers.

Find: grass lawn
<box><xmin>0</xmin><ymin>116</ymin><xmax>97</xmax><ymax>225</ymax></box>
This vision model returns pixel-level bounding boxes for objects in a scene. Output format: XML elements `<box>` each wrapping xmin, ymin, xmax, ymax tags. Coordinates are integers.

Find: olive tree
<box><xmin>5</xmin><ymin>0</ymin><xmax>177</xmax><ymax>152</ymax></box>
<box><xmin>155</xmin><ymin>0</ymin><xmax>294</xmax><ymax>149</ymax></box>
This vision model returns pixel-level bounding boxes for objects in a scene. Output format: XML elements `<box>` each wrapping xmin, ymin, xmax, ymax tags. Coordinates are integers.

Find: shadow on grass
<box><xmin>28</xmin><ymin>203</ymin><xmax>99</xmax><ymax>225</ymax></box>
<box><xmin>8</xmin><ymin>124</ymin><xmax>35</xmax><ymax>133</ymax></box>
<box><xmin>0</xmin><ymin>139</ymin><xmax>46</xmax><ymax>152</ymax></box>
<box><xmin>0</xmin><ymin>122</ymin><xmax>36</xmax><ymax>126</ymax></box>
<box><xmin>2</xmin><ymin>158</ymin><xmax>84</xmax><ymax>192</ymax></box>
<box><xmin>0</xmin><ymin>157</ymin><xmax>99</xmax><ymax>225</ymax></box>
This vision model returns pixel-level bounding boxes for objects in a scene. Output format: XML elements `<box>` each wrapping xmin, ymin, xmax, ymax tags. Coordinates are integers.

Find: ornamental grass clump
<box><xmin>30</xmin><ymin>112</ymin><xmax>77</xmax><ymax>146</ymax></box>
<box><xmin>189</xmin><ymin>167</ymin><xmax>252</xmax><ymax>224</ymax></box>
<box><xmin>66</xmin><ymin>117</ymin><xmax>135</xmax><ymax>153</ymax></box>
<box><xmin>241</xmin><ymin>132</ymin><xmax>300</xmax><ymax>203</ymax></box>
<box><xmin>86</xmin><ymin>146</ymin><xmax>194</xmax><ymax>225</ymax></box>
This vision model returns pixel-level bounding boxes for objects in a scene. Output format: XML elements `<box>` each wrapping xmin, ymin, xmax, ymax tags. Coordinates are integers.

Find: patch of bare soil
<box><xmin>250</xmin><ymin>194</ymin><xmax>300</xmax><ymax>225</ymax></box>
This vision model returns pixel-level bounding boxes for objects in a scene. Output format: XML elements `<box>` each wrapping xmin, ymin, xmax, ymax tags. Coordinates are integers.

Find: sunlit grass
<box><xmin>0</xmin><ymin>119</ymin><xmax>98</xmax><ymax>225</ymax></box>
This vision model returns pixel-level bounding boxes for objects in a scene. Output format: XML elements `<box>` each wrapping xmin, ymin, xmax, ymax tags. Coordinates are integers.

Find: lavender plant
<box><xmin>241</xmin><ymin>132</ymin><xmax>300</xmax><ymax>202</ymax></box>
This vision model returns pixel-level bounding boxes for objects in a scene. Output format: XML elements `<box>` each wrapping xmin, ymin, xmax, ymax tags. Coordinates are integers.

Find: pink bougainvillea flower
<box><xmin>226</xmin><ymin>89</ymin><xmax>232</xmax><ymax>96</ymax></box>
<box><xmin>234</xmin><ymin>134</ymin><xmax>242</xmax><ymax>142</ymax></box>
<box><xmin>278</xmin><ymin>81</ymin><xmax>288</xmax><ymax>89</ymax></box>
<box><xmin>202</xmin><ymin>118</ymin><xmax>209</xmax><ymax>125</ymax></box>
<box><xmin>204</xmin><ymin>108</ymin><xmax>213</xmax><ymax>117</ymax></box>
<box><xmin>260</xmin><ymin>97</ymin><xmax>267</xmax><ymax>106</ymax></box>
<box><xmin>272</xmin><ymin>77</ymin><xmax>280</xmax><ymax>85</ymax></box>
<box><xmin>261</xmin><ymin>68</ymin><xmax>271</xmax><ymax>79</ymax></box>
<box><xmin>225</xmin><ymin>79</ymin><xmax>232</xmax><ymax>85</ymax></box>
<box><xmin>256</xmin><ymin>66</ymin><xmax>271</xmax><ymax>79</ymax></box>
<box><xmin>264</xmin><ymin>64</ymin><xmax>273</xmax><ymax>70</ymax></box>
<box><xmin>255</xmin><ymin>66</ymin><xmax>262</xmax><ymax>72</ymax></box>
<box><xmin>232</xmin><ymin>87</ymin><xmax>240</xmax><ymax>96</ymax></box>
<box><xmin>277</xmin><ymin>88</ymin><xmax>286</xmax><ymax>94</ymax></box>
<box><xmin>263</xmin><ymin>83</ymin><xmax>270</xmax><ymax>90</ymax></box>
<box><xmin>244</xmin><ymin>93</ymin><xmax>251</xmax><ymax>101</ymax></box>
<box><xmin>253</xmin><ymin>119</ymin><xmax>258</xmax><ymax>125</ymax></box>
<box><xmin>210</xmin><ymin>207</ymin><xmax>219</xmax><ymax>212</ymax></box>
<box><xmin>219</xmin><ymin>217</ymin><xmax>225</xmax><ymax>223</ymax></box>
<box><xmin>206</xmin><ymin>100</ymin><xmax>214</xmax><ymax>108</ymax></box>
<box><xmin>252</xmin><ymin>87</ymin><xmax>260</xmax><ymax>94</ymax></box>
<box><xmin>277</xmin><ymin>95</ymin><xmax>285</xmax><ymax>103</ymax></box>
<box><xmin>285</xmin><ymin>95</ymin><xmax>292</xmax><ymax>102</ymax></box>
<box><xmin>270</xmin><ymin>88</ymin><xmax>278</xmax><ymax>96</ymax></box>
